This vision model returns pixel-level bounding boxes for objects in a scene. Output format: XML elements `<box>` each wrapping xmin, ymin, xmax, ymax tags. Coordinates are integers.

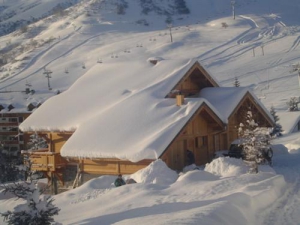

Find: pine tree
<box><xmin>1</xmin><ymin>160</ymin><xmax>60</xmax><ymax>225</ymax></box>
<box><xmin>287</xmin><ymin>97</ymin><xmax>299</xmax><ymax>111</ymax></box>
<box><xmin>238</xmin><ymin>111</ymin><xmax>270</xmax><ymax>173</ymax></box>
<box><xmin>233</xmin><ymin>76</ymin><xmax>240</xmax><ymax>87</ymax></box>
<box><xmin>0</xmin><ymin>144</ymin><xmax>21</xmax><ymax>183</ymax></box>
<box><xmin>269</xmin><ymin>106</ymin><xmax>283</xmax><ymax>137</ymax></box>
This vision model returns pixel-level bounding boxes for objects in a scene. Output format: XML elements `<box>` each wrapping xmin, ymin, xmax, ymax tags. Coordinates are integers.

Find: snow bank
<box><xmin>129</xmin><ymin>159</ymin><xmax>178</xmax><ymax>185</ymax></box>
<box><xmin>177</xmin><ymin>170</ymin><xmax>219</xmax><ymax>183</ymax></box>
<box><xmin>205</xmin><ymin>157</ymin><xmax>276</xmax><ymax>177</ymax></box>
<box><xmin>272</xmin><ymin>133</ymin><xmax>300</xmax><ymax>153</ymax></box>
<box><xmin>75</xmin><ymin>176</ymin><xmax>116</xmax><ymax>193</ymax></box>
<box><xmin>205</xmin><ymin>157</ymin><xmax>249</xmax><ymax>177</ymax></box>
<box><xmin>271</xmin><ymin>143</ymin><xmax>289</xmax><ymax>155</ymax></box>
<box><xmin>285</xmin><ymin>137</ymin><xmax>300</xmax><ymax>154</ymax></box>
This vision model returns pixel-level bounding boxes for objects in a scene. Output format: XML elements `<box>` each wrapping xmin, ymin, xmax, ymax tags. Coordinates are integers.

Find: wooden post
<box><xmin>51</xmin><ymin>173</ymin><xmax>58</xmax><ymax>195</ymax></box>
<box><xmin>72</xmin><ymin>162</ymin><xmax>83</xmax><ymax>188</ymax></box>
<box><xmin>117</xmin><ymin>161</ymin><xmax>120</xmax><ymax>174</ymax></box>
<box><xmin>231</xmin><ymin>1</ymin><xmax>236</xmax><ymax>20</ymax></box>
<box><xmin>252</xmin><ymin>47</ymin><xmax>255</xmax><ymax>57</ymax></box>
<box><xmin>261</xmin><ymin>45</ymin><xmax>264</xmax><ymax>56</ymax></box>
<box><xmin>167</xmin><ymin>24</ymin><xmax>173</xmax><ymax>43</ymax></box>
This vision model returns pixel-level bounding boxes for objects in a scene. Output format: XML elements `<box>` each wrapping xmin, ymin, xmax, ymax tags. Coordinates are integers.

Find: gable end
<box><xmin>229</xmin><ymin>92</ymin><xmax>275</xmax><ymax>127</ymax></box>
<box><xmin>166</xmin><ymin>61</ymin><xmax>219</xmax><ymax>98</ymax></box>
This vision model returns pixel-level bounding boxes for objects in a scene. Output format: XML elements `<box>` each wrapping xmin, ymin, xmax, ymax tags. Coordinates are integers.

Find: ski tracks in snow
<box><xmin>262</xmin><ymin>177</ymin><xmax>300</xmax><ymax>225</ymax></box>
<box><xmin>262</xmin><ymin>155</ymin><xmax>300</xmax><ymax>225</ymax></box>
<box><xmin>0</xmin><ymin>27</ymin><xmax>109</xmax><ymax>90</ymax></box>
<box><xmin>287</xmin><ymin>35</ymin><xmax>300</xmax><ymax>53</ymax></box>
<box><xmin>200</xmin><ymin>14</ymin><xmax>280</xmax><ymax>65</ymax></box>
<box><xmin>269</xmin><ymin>35</ymin><xmax>300</xmax><ymax>67</ymax></box>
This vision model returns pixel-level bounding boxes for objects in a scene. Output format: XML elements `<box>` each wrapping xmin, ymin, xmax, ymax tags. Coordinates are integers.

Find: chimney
<box><xmin>176</xmin><ymin>93</ymin><xmax>185</xmax><ymax>106</ymax></box>
<box><xmin>149</xmin><ymin>59</ymin><xmax>158</xmax><ymax>65</ymax></box>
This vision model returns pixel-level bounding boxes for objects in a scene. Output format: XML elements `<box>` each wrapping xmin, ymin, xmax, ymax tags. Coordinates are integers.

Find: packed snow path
<box><xmin>262</xmin><ymin>152</ymin><xmax>300</xmax><ymax>225</ymax></box>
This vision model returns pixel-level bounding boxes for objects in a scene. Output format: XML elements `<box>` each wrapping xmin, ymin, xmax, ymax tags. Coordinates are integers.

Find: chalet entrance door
<box><xmin>194</xmin><ymin>136</ymin><xmax>209</xmax><ymax>165</ymax></box>
<box><xmin>171</xmin><ymin>140</ymin><xmax>187</xmax><ymax>171</ymax></box>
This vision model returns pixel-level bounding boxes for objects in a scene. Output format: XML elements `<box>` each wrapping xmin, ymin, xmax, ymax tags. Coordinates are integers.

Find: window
<box><xmin>9</xmin><ymin>136</ymin><xmax>18</xmax><ymax>141</ymax></box>
<box><xmin>202</xmin><ymin>136</ymin><xmax>208</xmax><ymax>146</ymax></box>
<box><xmin>19</xmin><ymin>135</ymin><xmax>23</xmax><ymax>141</ymax></box>
<box><xmin>9</xmin><ymin>127</ymin><xmax>18</xmax><ymax>132</ymax></box>
<box><xmin>10</xmin><ymin>147</ymin><xmax>19</xmax><ymax>151</ymax></box>
<box><xmin>195</xmin><ymin>136</ymin><xmax>208</xmax><ymax>148</ymax></box>
<box><xmin>0</xmin><ymin>136</ymin><xmax>8</xmax><ymax>141</ymax></box>
<box><xmin>8</xmin><ymin>118</ymin><xmax>17</xmax><ymax>123</ymax></box>
<box><xmin>195</xmin><ymin>137</ymin><xmax>198</xmax><ymax>148</ymax></box>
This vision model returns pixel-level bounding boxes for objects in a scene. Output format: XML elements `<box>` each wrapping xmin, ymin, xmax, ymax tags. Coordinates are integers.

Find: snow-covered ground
<box><xmin>0</xmin><ymin>0</ymin><xmax>300</xmax><ymax>224</ymax></box>
<box><xmin>2</xmin><ymin>152</ymin><xmax>300</xmax><ymax>225</ymax></box>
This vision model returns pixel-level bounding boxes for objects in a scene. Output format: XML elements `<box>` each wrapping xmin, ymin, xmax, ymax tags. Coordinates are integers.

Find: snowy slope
<box><xmin>0</xmin><ymin>0</ymin><xmax>299</xmax><ymax>114</ymax></box>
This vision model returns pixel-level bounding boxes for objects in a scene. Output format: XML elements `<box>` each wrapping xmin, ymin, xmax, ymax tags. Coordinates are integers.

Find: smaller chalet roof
<box><xmin>199</xmin><ymin>87</ymin><xmax>274</xmax><ymax>124</ymax></box>
<box><xmin>277</xmin><ymin>111</ymin><xmax>300</xmax><ymax>134</ymax></box>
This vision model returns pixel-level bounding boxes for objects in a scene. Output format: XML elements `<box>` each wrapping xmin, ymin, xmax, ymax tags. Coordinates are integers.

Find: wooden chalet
<box><xmin>20</xmin><ymin>60</ymin><xmax>274</xmax><ymax>191</ymax></box>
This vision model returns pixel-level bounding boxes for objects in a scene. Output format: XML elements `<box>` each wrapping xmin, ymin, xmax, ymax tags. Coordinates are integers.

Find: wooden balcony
<box><xmin>24</xmin><ymin>149</ymin><xmax>67</xmax><ymax>172</ymax></box>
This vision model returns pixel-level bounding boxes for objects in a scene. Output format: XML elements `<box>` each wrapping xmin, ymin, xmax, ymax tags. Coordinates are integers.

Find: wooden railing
<box><xmin>23</xmin><ymin>149</ymin><xmax>66</xmax><ymax>172</ymax></box>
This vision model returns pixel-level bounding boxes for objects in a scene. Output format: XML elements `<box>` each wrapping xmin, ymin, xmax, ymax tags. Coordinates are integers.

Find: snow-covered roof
<box><xmin>200</xmin><ymin>87</ymin><xmax>274</xmax><ymax>124</ymax></box>
<box><xmin>0</xmin><ymin>91</ymin><xmax>41</xmax><ymax>113</ymax></box>
<box><xmin>19</xmin><ymin>58</ymin><xmax>210</xmax><ymax>130</ymax></box>
<box><xmin>61</xmin><ymin>98</ymin><xmax>206</xmax><ymax>161</ymax></box>
<box><xmin>19</xmin><ymin>58</ymin><xmax>273</xmax><ymax>161</ymax></box>
<box><xmin>276</xmin><ymin>111</ymin><xmax>300</xmax><ymax>134</ymax></box>
<box><xmin>19</xmin><ymin>58</ymin><xmax>221</xmax><ymax>161</ymax></box>
<box><xmin>200</xmin><ymin>87</ymin><xmax>249</xmax><ymax>122</ymax></box>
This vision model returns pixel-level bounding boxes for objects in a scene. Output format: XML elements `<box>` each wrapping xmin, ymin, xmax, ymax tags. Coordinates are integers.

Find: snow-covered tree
<box><xmin>1</xmin><ymin>183</ymin><xmax>60</xmax><ymax>225</ymax></box>
<box><xmin>27</xmin><ymin>132</ymin><xmax>48</xmax><ymax>151</ymax></box>
<box><xmin>287</xmin><ymin>97</ymin><xmax>299</xmax><ymax>111</ymax></box>
<box><xmin>0</xmin><ymin>144</ymin><xmax>21</xmax><ymax>183</ymax></box>
<box><xmin>269</xmin><ymin>106</ymin><xmax>283</xmax><ymax>137</ymax></box>
<box><xmin>233</xmin><ymin>76</ymin><xmax>240</xmax><ymax>87</ymax></box>
<box><xmin>238</xmin><ymin>111</ymin><xmax>270</xmax><ymax>173</ymax></box>
<box><xmin>0</xmin><ymin>160</ymin><xmax>60</xmax><ymax>225</ymax></box>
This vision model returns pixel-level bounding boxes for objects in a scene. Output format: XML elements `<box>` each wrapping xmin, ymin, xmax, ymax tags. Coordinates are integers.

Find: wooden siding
<box><xmin>28</xmin><ymin>151</ymin><xmax>67</xmax><ymax>172</ymax></box>
<box><xmin>49</xmin><ymin>133</ymin><xmax>73</xmax><ymax>153</ymax></box>
<box><xmin>69</xmin><ymin>158</ymin><xmax>153</xmax><ymax>175</ymax></box>
<box><xmin>26</xmin><ymin>131</ymin><xmax>152</xmax><ymax>175</ymax></box>
<box><xmin>161</xmin><ymin>105</ymin><xmax>224</xmax><ymax>171</ymax></box>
